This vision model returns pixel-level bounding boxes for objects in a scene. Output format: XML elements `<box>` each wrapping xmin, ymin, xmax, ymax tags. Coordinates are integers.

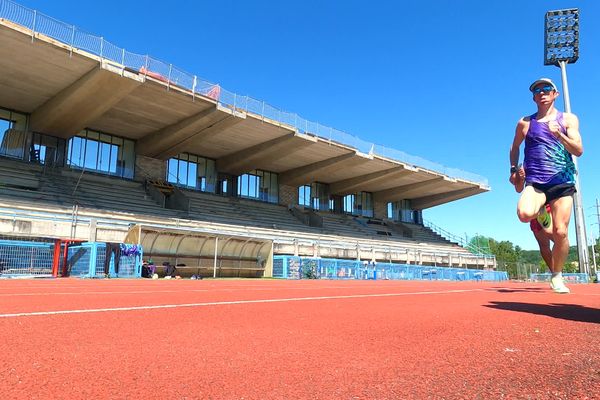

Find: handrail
<box><xmin>0</xmin><ymin>0</ymin><xmax>488</xmax><ymax>187</ymax></box>
<box><xmin>423</xmin><ymin>219</ymin><xmax>491</xmax><ymax>256</ymax></box>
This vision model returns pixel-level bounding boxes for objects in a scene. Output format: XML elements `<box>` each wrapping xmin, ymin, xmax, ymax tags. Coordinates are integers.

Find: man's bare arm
<box><xmin>551</xmin><ymin>113</ymin><xmax>583</xmax><ymax>156</ymax></box>
<box><xmin>509</xmin><ymin>118</ymin><xmax>527</xmax><ymax>167</ymax></box>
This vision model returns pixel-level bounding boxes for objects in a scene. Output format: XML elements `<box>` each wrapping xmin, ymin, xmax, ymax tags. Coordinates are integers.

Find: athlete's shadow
<box><xmin>485</xmin><ymin>301</ymin><xmax>600</xmax><ymax>324</ymax></box>
<box><xmin>489</xmin><ymin>287</ymin><xmax>545</xmax><ymax>293</ymax></box>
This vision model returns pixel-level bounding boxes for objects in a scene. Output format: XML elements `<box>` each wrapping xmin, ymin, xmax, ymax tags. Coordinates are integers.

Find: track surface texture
<box><xmin>0</xmin><ymin>279</ymin><xmax>598</xmax><ymax>400</ymax></box>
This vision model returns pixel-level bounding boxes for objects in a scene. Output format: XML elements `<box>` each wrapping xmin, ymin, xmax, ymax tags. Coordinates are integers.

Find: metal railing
<box><xmin>273</xmin><ymin>256</ymin><xmax>507</xmax><ymax>281</ymax></box>
<box><xmin>0</xmin><ymin>0</ymin><xmax>489</xmax><ymax>187</ymax></box>
<box><xmin>0</xmin><ymin>239</ymin><xmax>54</xmax><ymax>277</ymax></box>
<box><xmin>423</xmin><ymin>218</ymin><xmax>492</xmax><ymax>256</ymax></box>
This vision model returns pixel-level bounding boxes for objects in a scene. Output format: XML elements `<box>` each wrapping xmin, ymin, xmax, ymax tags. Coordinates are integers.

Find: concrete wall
<box><xmin>0</xmin><ymin>217</ymin><xmax>128</xmax><ymax>242</ymax></box>
<box><xmin>278</xmin><ymin>183</ymin><xmax>297</xmax><ymax>207</ymax></box>
<box><xmin>135</xmin><ymin>155</ymin><xmax>166</xmax><ymax>182</ymax></box>
<box><xmin>374</xmin><ymin>200</ymin><xmax>388</xmax><ymax>220</ymax></box>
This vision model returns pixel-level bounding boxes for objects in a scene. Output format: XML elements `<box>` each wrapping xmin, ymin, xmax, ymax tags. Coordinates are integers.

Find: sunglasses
<box><xmin>532</xmin><ymin>85</ymin><xmax>555</xmax><ymax>95</ymax></box>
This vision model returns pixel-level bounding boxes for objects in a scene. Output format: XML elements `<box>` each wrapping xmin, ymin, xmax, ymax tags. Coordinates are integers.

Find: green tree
<box><xmin>467</xmin><ymin>235</ymin><xmax>492</xmax><ymax>255</ymax></box>
<box><xmin>488</xmin><ymin>238</ymin><xmax>518</xmax><ymax>278</ymax></box>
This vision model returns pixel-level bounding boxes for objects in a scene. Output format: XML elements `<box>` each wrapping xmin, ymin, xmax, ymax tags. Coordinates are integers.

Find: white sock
<box><xmin>552</xmin><ymin>272</ymin><xmax>562</xmax><ymax>279</ymax></box>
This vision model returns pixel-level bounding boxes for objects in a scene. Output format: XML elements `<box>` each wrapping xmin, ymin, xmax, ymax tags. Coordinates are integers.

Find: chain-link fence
<box><xmin>273</xmin><ymin>256</ymin><xmax>508</xmax><ymax>281</ymax></box>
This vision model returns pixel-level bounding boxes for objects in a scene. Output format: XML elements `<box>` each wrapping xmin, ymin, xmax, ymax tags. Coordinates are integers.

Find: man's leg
<box><xmin>533</xmin><ymin>230</ymin><xmax>553</xmax><ymax>273</ymax></box>
<box><xmin>517</xmin><ymin>186</ymin><xmax>547</xmax><ymax>223</ymax></box>
<box><xmin>104</xmin><ymin>244</ymin><xmax>111</xmax><ymax>275</ymax></box>
<box><xmin>113</xmin><ymin>244</ymin><xmax>121</xmax><ymax>274</ymax></box>
<box><xmin>549</xmin><ymin>195</ymin><xmax>573</xmax><ymax>293</ymax></box>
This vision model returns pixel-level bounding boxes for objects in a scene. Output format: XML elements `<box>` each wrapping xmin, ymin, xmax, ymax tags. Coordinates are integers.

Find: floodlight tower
<box><xmin>544</xmin><ymin>8</ymin><xmax>590</xmax><ymax>275</ymax></box>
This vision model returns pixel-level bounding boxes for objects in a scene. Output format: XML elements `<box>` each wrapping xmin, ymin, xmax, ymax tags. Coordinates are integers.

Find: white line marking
<box><xmin>0</xmin><ymin>289</ymin><xmax>212</xmax><ymax>297</ymax></box>
<box><xmin>0</xmin><ymin>289</ymin><xmax>482</xmax><ymax>318</ymax></box>
<box><xmin>0</xmin><ymin>284</ymin><xmax>422</xmax><ymax>297</ymax></box>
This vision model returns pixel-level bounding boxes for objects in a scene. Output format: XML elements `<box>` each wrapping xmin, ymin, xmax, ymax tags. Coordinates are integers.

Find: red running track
<box><xmin>0</xmin><ymin>279</ymin><xmax>599</xmax><ymax>399</ymax></box>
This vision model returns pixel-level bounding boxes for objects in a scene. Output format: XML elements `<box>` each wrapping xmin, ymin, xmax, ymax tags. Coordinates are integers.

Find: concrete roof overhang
<box><xmin>0</xmin><ymin>20</ymin><xmax>489</xmax><ymax>210</ymax></box>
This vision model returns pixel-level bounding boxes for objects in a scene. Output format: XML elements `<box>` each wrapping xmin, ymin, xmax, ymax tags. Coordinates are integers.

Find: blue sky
<box><xmin>15</xmin><ymin>0</ymin><xmax>600</xmax><ymax>250</ymax></box>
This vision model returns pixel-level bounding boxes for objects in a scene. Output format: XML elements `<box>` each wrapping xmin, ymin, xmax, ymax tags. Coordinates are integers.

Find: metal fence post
<box><xmin>31</xmin><ymin>10</ymin><xmax>36</xmax><ymax>42</ymax></box>
<box><xmin>90</xmin><ymin>242</ymin><xmax>98</xmax><ymax>276</ymax></box>
<box><xmin>192</xmin><ymin>75</ymin><xmax>197</xmax><ymax>101</ymax></box>
<box><xmin>120</xmin><ymin>48</ymin><xmax>125</xmax><ymax>76</ymax></box>
<box><xmin>167</xmin><ymin>64</ymin><xmax>172</xmax><ymax>90</ymax></box>
<box><xmin>70</xmin><ymin>25</ymin><xmax>75</xmax><ymax>57</ymax></box>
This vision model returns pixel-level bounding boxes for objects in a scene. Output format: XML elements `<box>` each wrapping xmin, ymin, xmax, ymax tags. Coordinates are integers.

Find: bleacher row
<box><xmin>0</xmin><ymin>158</ymin><xmax>471</xmax><ymax>257</ymax></box>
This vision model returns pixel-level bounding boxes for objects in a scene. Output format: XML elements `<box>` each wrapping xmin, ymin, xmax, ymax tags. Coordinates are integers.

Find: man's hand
<box><xmin>509</xmin><ymin>166</ymin><xmax>525</xmax><ymax>193</ymax></box>
<box><xmin>548</xmin><ymin>121</ymin><xmax>562</xmax><ymax>139</ymax></box>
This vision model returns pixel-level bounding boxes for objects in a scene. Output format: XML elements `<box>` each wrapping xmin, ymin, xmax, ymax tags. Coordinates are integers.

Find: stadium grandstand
<box><xmin>0</xmin><ymin>0</ymin><xmax>499</xmax><ymax>279</ymax></box>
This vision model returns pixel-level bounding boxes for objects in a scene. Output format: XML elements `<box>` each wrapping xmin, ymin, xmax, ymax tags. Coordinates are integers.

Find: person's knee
<box><xmin>553</xmin><ymin>225</ymin><xmax>569</xmax><ymax>241</ymax></box>
<box><xmin>517</xmin><ymin>208</ymin><xmax>535</xmax><ymax>222</ymax></box>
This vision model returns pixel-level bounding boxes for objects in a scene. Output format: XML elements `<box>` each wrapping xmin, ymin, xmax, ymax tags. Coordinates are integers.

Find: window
<box><xmin>388</xmin><ymin>200</ymin><xmax>417</xmax><ymax>223</ymax></box>
<box><xmin>29</xmin><ymin>132</ymin><xmax>65</xmax><ymax>166</ymax></box>
<box><xmin>238</xmin><ymin>170</ymin><xmax>279</xmax><ymax>203</ymax></box>
<box><xmin>298</xmin><ymin>185</ymin><xmax>311</xmax><ymax>207</ymax></box>
<box><xmin>218</xmin><ymin>176</ymin><xmax>229</xmax><ymax>196</ymax></box>
<box><xmin>167</xmin><ymin>153</ymin><xmax>216</xmax><ymax>192</ymax></box>
<box><xmin>238</xmin><ymin>173</ymin><xmax>259</xmax><ymax>198</ymax></box>
<box><xmin>312</xmin><ymin>182</ymin><xmax>330</xmax><ymax>211</ymax></box>
<box><xmin>343</xmin><ymin>194</ymin><xmax>355</xmax><ymax>214</ymax></box>
<box><xmin>67</xmin><ymin>129</ymin><xmax>134</xmax><ymax>178</ymax></box>
<box><xmin>355</xmin><ymin>192</ymin><xmax>374</xmax><ymax>217</ymax></box>
<box><xmin>0</xmin><ymin>119</ymin><xmax>9</xmax><ymax>143</ymax></box>
<box><xmin>298</xmin><ymin>182</ymin><xmax>330</xmax><ymax>210</ymax></box>
<box><xmin>341</xmin><ymin>192</ymin><xmax>373</xmax><ymax>216</ymax></box>
<box><xmin>0</xmin><ymin>108</ymin><xmax>28</xmax><ymax>159</ymax></box>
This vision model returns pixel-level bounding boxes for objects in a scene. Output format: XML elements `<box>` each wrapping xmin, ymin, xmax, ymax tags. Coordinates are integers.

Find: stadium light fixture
<box><xmin>544</xmin><ymin>9</ymin><xmax>579</xmax><ymax>66</ymax></box>
<box><xmin>543</xmin><ymin>8</ymin><xmax>589</xmax><ymax>276</ymax></box>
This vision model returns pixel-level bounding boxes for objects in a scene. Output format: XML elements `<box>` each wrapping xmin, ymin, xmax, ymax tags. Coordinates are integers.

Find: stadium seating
<box><xmin>0</xmin><ymin>159</ymin><xmax>181</xmax><ymax>218</ymax></box>
<box><xmin>0</xmin><ymin>157</ymin><xmax>484</xmax><ymax>268</ymax></box>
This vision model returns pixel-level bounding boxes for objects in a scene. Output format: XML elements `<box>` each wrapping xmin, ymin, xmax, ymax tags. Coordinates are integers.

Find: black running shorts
<box><xmin>529</xmin><ymin>182</ymin><xmax>576</xmax><ymax>203</ymax></box>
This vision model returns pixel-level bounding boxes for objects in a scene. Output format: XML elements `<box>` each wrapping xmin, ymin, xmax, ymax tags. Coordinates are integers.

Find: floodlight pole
<box><xmin>557</xmin><ymin>60</ymin><xmax>590</xmax><ymax>276</ymax></box>
<box><xmin>590</xmin><ymin>231</ymin><xmax>597</xmax><ymax>276</ymax></box>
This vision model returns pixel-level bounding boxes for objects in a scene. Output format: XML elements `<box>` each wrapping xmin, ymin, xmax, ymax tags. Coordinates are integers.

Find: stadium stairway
<box><xmin>232</xmin><ymin>198</ymin><xmax>319</xmax><ymax>233</ymax></box>
<box><xmin>185</xmin><ymin>190</ymin><xmax>319</xmax><ymax>233</ymax></box>
<box><xmin>0</xmin><ymin>158</ymin><xmax>56</xmax><ymax>204</ymax></box>
<box><xmin>43</xmin><ymin>169</ymin><xmax>183</xmax><ymax>218</ymax></box>
<box><xmin>352</xmin><ymin>217</ymin><xmax>398</xmax><ymax>239</ymax></box>
<box><xmin>320</xmin><ymin>213</ymin><xmax>369</xmax><ymax>237</ymax></box>
<box><xmin>398</xmin><ymin>222</ymin><xmax>456</xmax><ymax>245</ymax></box>
<box><xmin>0</xmin><ymin>158</ymin><xmax>183</xmax><ymax>218</ymax></box>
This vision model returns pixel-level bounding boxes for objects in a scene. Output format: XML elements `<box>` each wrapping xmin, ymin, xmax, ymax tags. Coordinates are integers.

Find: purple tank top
<box><xmin>524</xmin><ymin>111</ymin><xmax>575</xmax><ymax>185</ymax></box>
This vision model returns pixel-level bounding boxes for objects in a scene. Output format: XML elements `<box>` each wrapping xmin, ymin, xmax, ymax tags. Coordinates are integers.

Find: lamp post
<box><xmin>544</xmin><ymin>8</ymin><xmax>590</xmax><ymax>276</ymax></box>
<box><xmin>591</xmin><ymin>242</ymin><xmax>597</xmax><ymax>275</ymax></box>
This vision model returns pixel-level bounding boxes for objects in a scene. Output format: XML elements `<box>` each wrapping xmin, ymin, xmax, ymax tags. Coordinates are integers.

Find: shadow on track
<box><xmin>484</xmin><ymin>301</ymin><xmax>600</xmax><ymax>324</ymax></box>
<box><xmin>488</xmin><ymin>287</ymin><xmax>546</xmax><ymax>293</ymax></box>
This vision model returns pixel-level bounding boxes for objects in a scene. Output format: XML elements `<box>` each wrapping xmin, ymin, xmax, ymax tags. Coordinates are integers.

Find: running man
<box><xmin>509</xmin><ymin>78</ymin><xmax>583</xmax><ymax>293</ymax></box>
<box><xmin>510</xmin><ymin>167</ymin><xmax>554</xmax><ymax>277</ymax></box>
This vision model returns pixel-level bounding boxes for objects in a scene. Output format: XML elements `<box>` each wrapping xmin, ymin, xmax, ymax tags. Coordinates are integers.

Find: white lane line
<box><xmin>0</xmin><ymin>288</ymin><xmax>482</xmax><ymax>318</ymax></box>
<box><xmin>0</xmin><ymin>285</ymin><xmax>414</xmax><ymax>297</ymax></box>
<box><xmin>0</xmin><ymin>289</ymin><xmax>212</xmax><ymax>297</ymax></box>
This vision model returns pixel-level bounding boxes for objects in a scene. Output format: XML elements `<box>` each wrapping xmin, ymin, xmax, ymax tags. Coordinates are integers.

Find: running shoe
<box><xmin>536</xmin><ymin>206</ymin><xmax>552</xmax><ymax>229</ymax></box>
<box><xmin>550</xmin><ymin>276</ymin><xmax>570</xmax><ymax>294</ymax></box>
